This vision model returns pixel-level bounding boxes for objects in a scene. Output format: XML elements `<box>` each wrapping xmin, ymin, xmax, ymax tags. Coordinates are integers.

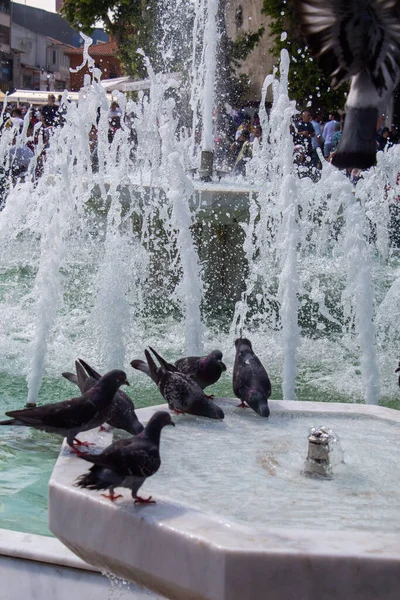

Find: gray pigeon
<box><xmin>131</xmin><ymin>347</ymin><xmax>224</xmax><ymax>420</ymax></box>
<box><xmin>174</xmin><ymin>350</ymin><xmax>226</xmax><ymax>392</ymax></box>
<box><xmin>75</xmin><ymin>410</ymin><xmax>175</xmax><ymax>503</ymax></box>
<box><xmin>294</xmin><ymin>0</ymin><xmax>400</xmax><ymax>169</ymax></box>
<box><xmin>131</xmin><ymin>349</ymin><xmax>226</xmax><ymax>394</ymax></box>
<box><xmin>0</xmin><ymin>370</ymin><xmax>130</xmax><ymax>448</ymax></box>
<box><xmin>233</xmin><ymin>338</ymin><xmax>271</xmax><ymax>417</ymax></box>
<box><xmin>62</xmin><ymin>359</ymin><xmax>143</xmax><ymax>435</ymax></box>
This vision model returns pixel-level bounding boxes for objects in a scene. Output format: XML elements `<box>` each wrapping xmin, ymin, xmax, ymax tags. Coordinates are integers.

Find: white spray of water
<box><xmin>201</xmin><ymin>0</ymin><xmax>219</xmax><ymax>152</ymax></box>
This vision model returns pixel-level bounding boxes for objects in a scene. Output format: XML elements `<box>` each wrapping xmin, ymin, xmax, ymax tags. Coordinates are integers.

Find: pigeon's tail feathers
<box><xmin>148</xmin><ymin>347</ymin><xmax>178</xmax><ymax>372</ymax></box>
<box><xmin>78</xmin><ymin>358</ymin><xmax>101</xmax><ymax>381</ymax></box>
<box><xmin>331</xmin><ymin>106</ymin><xmax>378</xmax><ymax>170</ymax></box>
<box><xmin>75</xmin><ymin>468</ymin><xmax>110</xmax><ymax>491</ymax></box>
<box><xmin>62</xmin><ymin>372</ymin><xmax>79</xmax><ymax>386</ymax></box>
<box><xmin>75</xmin><ymin>360</ymin><xmax>90</xmax><ymax>392</ymax></box>
<box><xmin>130</xmin><ymin>359</ymin><xmax>151</xmax><ymax>377</ymax></box>
<box><xmin>144</xmin><ymin>350</ymin><xmax>161</xmax><ymax>385</ymax></box>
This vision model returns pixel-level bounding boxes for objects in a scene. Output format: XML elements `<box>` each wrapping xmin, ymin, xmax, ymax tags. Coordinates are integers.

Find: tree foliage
<box><xmin>262</xmin><ymin>0</ymin><xmax>348</xmax><ymax>112</ymax></box>
<box><xmin>61</xmin><ymin>0</ymin><xmax>264</xmax><ymax>104</ymax></box>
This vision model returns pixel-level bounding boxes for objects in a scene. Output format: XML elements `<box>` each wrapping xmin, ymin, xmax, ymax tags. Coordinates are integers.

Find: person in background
<box><xmin>322</xmin><ymin>111</ymin><xmax>340</xmax><ymax>158</ymax></box>
<box><xmin>41</xmin><ymin>94</ymin><xmax>59</xmax><ymax>127</ymax></box>
<box><xmin>108</xmin><ymin>101</ymin><xmax>122</xmax><ymax>143</ymax></box>
<box><xmin>311</xmin><ymin>112</ymin><xmax>322</xmax><ymax>166</ymax></box>
<box><xmin>294</xmin><ymin>110</ymin><xmax>315</xmax><ymax>160</ymax></box>
<box><xmin>376</xmin><ymin>127</ymin><xmax>390</xmax><ymax>151</ymax></box>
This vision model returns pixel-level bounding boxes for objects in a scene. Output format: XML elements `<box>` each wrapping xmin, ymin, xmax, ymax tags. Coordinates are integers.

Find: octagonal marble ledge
<box><xmin>49</xmin><ymin>400</ymin><xmax>400</xmax><ymax>600</ymax></box>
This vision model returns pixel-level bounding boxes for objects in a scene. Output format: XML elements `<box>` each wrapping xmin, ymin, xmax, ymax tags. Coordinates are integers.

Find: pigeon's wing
<box><xmin>149</xmin><ymin>347</ymin><xmax>178</xmax><ymax>372</ymax></box>
<box><xmin>233</xmin><ymin>352</ymin><xmax>270</xmax><ymax>397</ymax></box>
<box><xmin>62</xmin><ymin>372</ymin><xmax>79</xmax><ymax>386</ymax></box>
<box><xmin>174</xmin><ymin>356</ymin><xmax>200</xmax><ymax>374</ymax></box>
<box><xmin>78</xmin><ymin>358</ymin><xmax>101</xmax><ymax>381</ymax></box>
<box><xmin>75</xmin><ymin>360</ymin><xmax>91</xmax><ymax>392</ymax></box>
<box><xmin>7</xmin><ymin>396</ymin><xmax>98</xmax><ymax>429</ymax></box>
<box><xmin>81</xmin><ymin>439</ymin><xmax>160</xmax><ymax>478</ymax></box>
<box><xmin>294</xmin><ymin>0</ymin><xmax>400</xmax><ymax>89</ymax></box>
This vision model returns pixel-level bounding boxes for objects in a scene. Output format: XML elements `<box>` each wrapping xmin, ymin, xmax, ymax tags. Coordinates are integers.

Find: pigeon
<box><xmin>0</xmin><ymin>370</ymin><xmax>130</xmax><ymax>448</ymax></box>
<box><xmin>174</xmin><ymin>350</ymin><xmax>226</xmax><ymax>391</ymax></box>
<box><xmin>293</xmin><ymin>0</ymin><xmax>400</xmax><ymax>169</ymax></box>
<box><xmin>132</xmin><ymin>349</ymin><xmax>226</xmax><ymax>394</ymax></box>
<box><xmin>395</xmin><ymin>361</ymin><xmax>400</xmax><ymax>386</ymax></box>
<box><xmin>62</xmin><ymin>359</ymin><xmax>143</xmax><ymax>435</ymax></box>
<box><xmin>131</xmin><ymin>347</ymin><xmax>225</xmax><ymax>420</ymax></box>
<box><xmin>75</xmin><ymin>410</ymin><xmax>175</xmax><ymax>503</ymax></box>
<box><xmin>232</xmin><ymin>338</ymin><xmax>271</xmax><ymax>417</ymax></box>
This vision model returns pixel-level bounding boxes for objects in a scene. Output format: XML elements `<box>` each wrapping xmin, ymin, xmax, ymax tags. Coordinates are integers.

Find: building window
<box><xmin>235</xmin><ymin>6</ymin><xmax>243</xmax><ymax>29</ymax></box>
<box><xmin>52</xmin><ymin>50</ymin><xmax>57</xmax><ymax>65</ymax></box>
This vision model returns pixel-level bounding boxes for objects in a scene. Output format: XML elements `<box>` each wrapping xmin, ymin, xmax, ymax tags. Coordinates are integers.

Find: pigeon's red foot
<box><xmin>70</xmin><ymin>445</ymin><xmax>85</xmax><ymax>456</ymax></box>
<box><xmin>101</xmin><ymin>491</ymin><xmax>123</xmax><ymax>502</ymax></box>
<box><xmin>99</xmin><ymin>425</ymin><xmax>107</xmax><ymax>432</ymax></box>
<box><xmin>134</xmin><ymin>495</ymin><xmax>156</xmax><ymax>504</ymax></box>
<box><xmin>206</xmin><ymin>394</ymin><xmax>215</xmax><ymax>399</ymax></box>
<box><xmin>73</xmin><ymin>438</ymin><xmax>95</xmax><ymax>447</ymax></box>
<box><xmin>237</xmin><ymin>401</ymin><xmax>248</xmax><ymax>408</ymax></box>
<box><xmin>172</xmin><ymin>409</ymin><xmax>186</xmax><ymax>415</ymax></box>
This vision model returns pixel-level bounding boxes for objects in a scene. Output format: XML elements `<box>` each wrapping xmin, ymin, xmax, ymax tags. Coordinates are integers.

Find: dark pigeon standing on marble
<box><xmin>62</xmin><ymin>359</ymin><xmax>143</xmax><ymax>435</ymax></box>
<box><xmin>76</xmin><ymin>410</ymin><xmax>175</xmax><ymax>503</ymax></box>
<box><xmin>174</xmin><ymin>350</ymin><xmax>226</xmax><ymax>392</ymax></box>
<box><xmin>131</xmin><ymin>347</ymin><xmax>224</xmax><ymax>420</ymax></box>
<box><xmin>131</xmin><ymin>349</ymin><xmax>226</xmax><ymax>394</ymax></box>
<box><xmin>0</xmin><ymin>370</ymin><xmax>130</xmax><ymax>448</ymax></box>
<box><xmin>395</xmin><ymin>362</ymin><xmax>400</xmax><ymax>387</ymax></box>
<box><xmin>233</xmin><ymin>338</ymin><xmax>271</xmax><ymax>417</ymax></box>
<box><xmin>293</xmin><ymin>0</ymin><xmax>400</xmax><ymax>169</ymax></box>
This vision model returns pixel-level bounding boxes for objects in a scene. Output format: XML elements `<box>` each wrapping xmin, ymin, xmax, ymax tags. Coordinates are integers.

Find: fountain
<box><xmin>1</xmin><ymin>0</ymin><xmax>400</xmax><ymax>598</ymax></box>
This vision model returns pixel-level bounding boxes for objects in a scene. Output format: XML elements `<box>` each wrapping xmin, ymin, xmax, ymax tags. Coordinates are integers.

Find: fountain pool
<box><xmin>49</xmin><ymin>401</ymin><xmax>400</xmax><ymax>600</ymax></box>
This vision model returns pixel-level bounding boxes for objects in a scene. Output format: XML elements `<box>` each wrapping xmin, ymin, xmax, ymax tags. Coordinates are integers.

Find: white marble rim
<box><xmin>49</xmin><ymin>399</ymin><xmax>400</xmax><ymax>560</ymax></box>
<box><xmin>0</xmin><ymin>528</ymin><xmax>99</xmax><ymax>571</ymax></box>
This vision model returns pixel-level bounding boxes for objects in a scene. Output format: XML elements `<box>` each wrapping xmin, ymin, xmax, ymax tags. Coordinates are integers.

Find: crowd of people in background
<box><xmin>1</xmin><ymin>93</ymin><xmax>399</xmax><ymax>194</ymax></box>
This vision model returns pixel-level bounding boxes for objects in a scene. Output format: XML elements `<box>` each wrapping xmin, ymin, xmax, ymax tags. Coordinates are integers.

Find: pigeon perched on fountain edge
<box><xmin>293</xmin><ymin>0</ymin><xmax>400</xmax><ymax>169</ymax></box>
<box><xmin>233</xmin><ymin>338</ymin><xmax>271</xmax><ymax>417</ymax></box>
<box><xmin>132</xmin><ymin>348</ymin><xmax>226</xmax><ymax>393</ymax></box>
<box><xmin>62</xmin><ymin>359</ymin><xmax>143</xmax><ymax>435</ymax></box>
<box><xmin>174</xmin><ymin>349</ymin><xmax>226</xmax><ymax>391</ymax></box>
<box><xmin>131</xmin><ymin>347</ymin><xmax>224</xmax><ymax>420</ymax></box>
<box><xmin>0</xmin><ymin>370</ymin><xmax>130</xmax><ymax>448</ymax></box>
<box><xmin>75</xmin><ymin>410</ymin><xmax>174</xmax><ymax>503</ymax></box>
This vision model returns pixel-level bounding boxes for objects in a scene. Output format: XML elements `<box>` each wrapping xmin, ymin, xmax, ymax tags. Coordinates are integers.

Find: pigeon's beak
<box><xmin>124</xmin><ymin>379</ymin><xmax>130</xmax><ymax>386</ymax></box>
<box><xmin>169</xmin><ymin>420</ymin><xmax>176</xmax><ymax>427</ymax></box>
<box><xmin>219</xmin><ymin>361</ymin><xmax>227</xmax><ymax>372</ymax></box>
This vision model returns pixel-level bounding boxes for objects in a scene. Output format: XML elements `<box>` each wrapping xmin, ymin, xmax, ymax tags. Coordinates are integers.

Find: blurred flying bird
<box><xmin>62</xmin><ymin>359</ymin><xmax>143</xmax><ymax>435</ymax></box>
<box><xmin>233</xmin><ymin>338</ymin><xmax>271</xmax><ymax>417</ymax></box>
<box><xmin>131</xmin><ymin>347</ymin><xmax>225</xmax><ymax>419</ymax></box>
<box><xmin>0</xmin><ymin>370</ymin><xmax>129</xmax><ymax>449</ymax></box>
<box><xmin>294</xmin><ymin>0</ymin><xmax>400</xmax><ymax>169</ymax></box>
<box><xmin>76</xmin><ymin>410</ymin><xmax>175</xmax><ymax>503</ymax></box>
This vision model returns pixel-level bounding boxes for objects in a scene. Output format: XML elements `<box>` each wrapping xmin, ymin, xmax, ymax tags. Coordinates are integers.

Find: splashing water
<box><xmin>0</xmin><ymin>29</ymin><xmax>399</xmax><ymax>409</ymax></box>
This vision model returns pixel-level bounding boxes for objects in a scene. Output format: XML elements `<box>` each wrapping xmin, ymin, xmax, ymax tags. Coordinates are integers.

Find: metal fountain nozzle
<box><xmin>302</xmin><ymin>426</ymin><xmax>335</xmax><ymax>479</ymax></box>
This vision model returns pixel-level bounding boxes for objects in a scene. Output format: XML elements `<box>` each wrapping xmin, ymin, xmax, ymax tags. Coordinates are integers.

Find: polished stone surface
<box><xmin>49</xmin><ymin>400</ymin><xmax>400</xmax><ymax>600</ymax></box>
<box><xmin>0</xmin><ymin>529</ymin><xmax>166</xmax><ymax>599</ymax></box>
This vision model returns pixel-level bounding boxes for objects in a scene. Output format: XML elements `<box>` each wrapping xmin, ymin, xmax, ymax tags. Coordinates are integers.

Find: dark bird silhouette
<box><xmin>175</xmin><ymin>350</ymin><xmax>226</xmax><ymax>391</ymax></box>
<box><xmin>395</xmin><ymin>361</ymin><xmax>400</xmax><ymax>386</ymax></box>
<box><xmin>294</xmin><ymin>0</ymin><xmax>400</xmax><ymax>169</ymax></box>
<box><xmin>233</xmin><ymin>338</ymin><xmax>271</xmax><ymax>417</ymax></box>
<box><xmin>132</xmin><ymin>349</ymin><xmax>226</xmax><ymax>395</ymax></box>
<box><xmin>0</xmin><ymin>370</ymin><xmax>129</xmax><ymax>448</ymax></box>
<box><xmin>62</xmin><ymin>359</ymin><xmax>143</xmax><ymax>435</ymax></box>
<box><xmin>131</xmin><ymin>347</ymin><xmax>224</xmax><ymax>420</ymax></box>
<box><xmin>75</xmin><ymin>410</ymin><xmax>175</xmax><ymax>503</ymax></box>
